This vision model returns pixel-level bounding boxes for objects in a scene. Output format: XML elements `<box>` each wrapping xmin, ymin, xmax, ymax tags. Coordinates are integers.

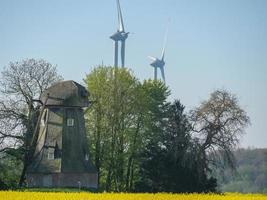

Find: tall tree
<box><xmin>85</xmin><ymin>67</ymin><xmax>171</xmax><ymax>192</ymax></box>
<box><xmin>141</xmin><ymin>80</ymin><xmax>171</xmax><ymax>143</ymax></box>
<box><xmin>0</xmin><ymin>59</ymin><xmax>62</xmax><ymax>186</ymax></box>
<box><xmin>135</xmin><ymin>100</ymin><xmax>217</xmax><ymax>193</ymax></box>
<box><xmin>85</xmin><ymin>66</ymin><xmax>143</xmax><ymax>191</ymax></box>
<box><xmin>189</xmin><ymin>89</ymin><xmax>250</xmax><ymax>172</ymax></box>
<box><xmin>131</xmin><ymin>80</ymin><xmax>170</xmax><ymax>191</ymax></box>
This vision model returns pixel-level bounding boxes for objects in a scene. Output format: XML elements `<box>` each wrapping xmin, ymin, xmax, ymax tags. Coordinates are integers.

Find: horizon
<box><xmin>0</xmin><ymin>0</ymin><xmax>266</xmax><ymax>148</ymax></box>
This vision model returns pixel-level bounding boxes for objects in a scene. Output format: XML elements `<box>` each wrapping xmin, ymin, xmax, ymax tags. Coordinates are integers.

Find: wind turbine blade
<box><xmin>121</xmin><ymin>40</ymin><xmax>126</xmax><ymax>68</ymax></box>
<box><xmin>160</xmin><ymin>66</ymin><xmax>165</xmax><ymax>83</ymax></box>
<box><xmin>117</xmin><ymin>0</ymin><xmax>125</xmax><ymax>32</ymax></box>
<box><xmin>161</xmin><ymin>21</ymin><xmax>170</xmax><ymax>61</ymax></box>
<box><xmin>161</xmin><ymin>49</ymin><xmax>165</xmax><ymax>61</ymax></box>
<box><xmin>148</xmin><ymin>56</ymin><xmax>157</xmax><ymax>61</ymax></box>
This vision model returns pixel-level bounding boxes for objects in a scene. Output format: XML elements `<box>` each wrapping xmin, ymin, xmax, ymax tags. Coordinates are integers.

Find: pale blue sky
<box><xmin>0</xmin><ymin>0</ymin><xmax>267</xmax><ymax>148</ymax></box>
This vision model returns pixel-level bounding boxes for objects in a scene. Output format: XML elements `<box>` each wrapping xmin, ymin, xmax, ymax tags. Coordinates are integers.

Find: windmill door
<box><xmin>43</xmin><ymin>175</ymin><xmax>52</xmax><ymax>187</ymax></box>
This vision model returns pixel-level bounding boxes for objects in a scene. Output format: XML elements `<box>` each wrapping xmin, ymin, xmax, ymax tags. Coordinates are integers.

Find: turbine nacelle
<box><xmin>149</xmin><ymin>57</ymin><xmax>165</xmax><ymax>69</ymax></box>
<box><xmin>148</xmin><ymin>56</ymin><xmax>166</xmax><ymax>82</ymax></box>
<box><xmin>110</xmin><ymin>31</ymin><xmax>129</xmax><ymax>41</ymax></box>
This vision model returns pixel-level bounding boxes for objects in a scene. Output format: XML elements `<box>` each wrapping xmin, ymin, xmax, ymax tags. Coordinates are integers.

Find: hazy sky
<box><xmin>0</xmin><ymin>0</ymin><xmax>267</xmax><ymax>148</ymax></box>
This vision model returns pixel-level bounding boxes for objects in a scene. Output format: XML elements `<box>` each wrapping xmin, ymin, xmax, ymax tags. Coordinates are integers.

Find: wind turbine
<box><xmin>148</xmin><ymin>28</ymin><xmax>168</xmax><ymax>83</ymax></box>
<box><xmin>110</xmin><ymin>0</ymin><xmax>129</xmax><ymax>68</ymax></box>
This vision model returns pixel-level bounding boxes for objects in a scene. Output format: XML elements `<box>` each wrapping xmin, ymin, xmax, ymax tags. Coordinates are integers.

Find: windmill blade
<box><xmin>31</xmin><ymin>94</ymin><xmax>49</xmax><ymax>146</ymax></box>
<box><xmin>121</xmin><ymin>40</ymin><xmax>126</xmax><ymax>67</ymax></box>
<box><xmin>117</xmin><ymin>0</ymin><xmax>125</xmax><ymax>32</ymax></box>
<box><xmin>160</xmin><ymin>66</ymin><xmax>165</xmax><ymax>83</ymax></box>
<box><xmin>148</xmin><ymin>56</ymin><xmax>157</xmax><ymax>61</ymax></box>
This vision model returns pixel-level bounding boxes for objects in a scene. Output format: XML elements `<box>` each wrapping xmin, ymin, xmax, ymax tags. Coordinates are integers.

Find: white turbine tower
<box><xmin>110</xmin><ymin>0</ymin><xmax>129</xmax><ymax>68</ymax></box>
<box><xmin>148</xmin><ymin>27</ymin><xmax>168</xmax><ymax>83</ymax></box>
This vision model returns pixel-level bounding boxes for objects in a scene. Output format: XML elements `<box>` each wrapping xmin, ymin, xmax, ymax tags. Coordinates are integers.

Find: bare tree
<box><xmin>190</xmin><ymin>89</ymin><xmax>250</xmax><ymax>170</ymax></box>
<box><xmin>0</xmin><ymin>59</ymin><xmax>62</xmax><ymax>186</ymax></box>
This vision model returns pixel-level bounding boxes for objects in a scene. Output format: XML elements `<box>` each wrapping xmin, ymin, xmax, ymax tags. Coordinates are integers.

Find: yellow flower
<box><xmin>1</xmin><ymin>191</ymin><xmax>267</xmax><ymax>200</ymax></box>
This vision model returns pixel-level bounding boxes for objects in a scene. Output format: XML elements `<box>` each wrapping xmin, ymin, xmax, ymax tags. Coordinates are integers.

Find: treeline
<box><xmin>84</xmin><ymin>67</ymin><xmax>215</xmax><ymax>192</ymax></box>
<box><xmin>84</xmin><ymin>66</ymin><xmax>249</xmax><ymax>192</ymax></box>
<box><xmin>0</xmin><ymin>60</ymin><xmax>250</xmax><ymax>192</ymax></box>
<box><xmin>213</xmin><ymin>148</ymin><xmax>267</xmax><ymax>193</ymax></box>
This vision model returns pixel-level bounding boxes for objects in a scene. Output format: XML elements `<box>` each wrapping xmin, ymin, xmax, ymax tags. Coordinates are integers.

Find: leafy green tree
<box><xmin>85</xmin><ymin>66</ymin><xmax>144</xmax><ymax>191</ymax></box>
<box><xmin>132</xmin><ymin>80</ymin><xmax>170</xmax><ymax>191</ymax></box>
<box><xmin>84</xmin><ymin>67</ymin><xmax>173</xmax><ymax>192</ymax></box>
<box><xmin>141</xmin><ymin>80</ymin><xmax>170</xmax><ymax>143</ymax></box>
<box><xmin>0</xmin><ymin>156</ymin><xmax>22</xmax><ymax>189</ymax></box>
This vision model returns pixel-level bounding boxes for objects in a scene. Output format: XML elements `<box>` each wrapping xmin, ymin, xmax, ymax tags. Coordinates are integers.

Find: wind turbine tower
<box><xmin>110</xmin><ymin>0</ymin><xmax>129</xmax><ymax>68</ymax></box>
<box><xmin>148</xmin><ymin>27</ymin><xmax>169</xmax><ymax>83</ymax></box>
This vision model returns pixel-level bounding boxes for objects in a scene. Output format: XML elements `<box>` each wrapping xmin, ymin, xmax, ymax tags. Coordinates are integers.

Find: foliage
<box><xmin>84</xmin><ymin>67</ymin><xmax>145</xmax><ymax>191</ymax></box>
<box><xmin>0</xmin><ymin>155</ymin><xmax>22</xmax><ymax>189</ymax></box>
<box><xmin>213</xmin><ymin>148</ymin><xmax>267</xmax><ymax>193</ymax></box>
<box><xmin>85</xmin><ymin>67</ymin><xmax>215</xmax><ymax>192</ymax></box>
<box><xmin>135</xmin><ymin>100</ymin><xmax>217</xmax><ymax>193</ymax></box>
<box><xmin>85</xmin><ymin>67</ymin><xmax>172</xmax><ymax>192</ymax></box>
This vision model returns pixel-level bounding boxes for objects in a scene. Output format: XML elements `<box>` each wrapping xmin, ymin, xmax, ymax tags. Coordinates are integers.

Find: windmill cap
<box><xmin>40</xmin><ymin>80</ymin><xmax>90</xmax><ymax>107</ymax></box>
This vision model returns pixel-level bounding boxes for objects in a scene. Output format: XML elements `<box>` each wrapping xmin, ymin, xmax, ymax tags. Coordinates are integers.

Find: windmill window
<box><xmin>67</xmin><ymin>118</ymin><xmax>74</xmax><ymax>126</ymax></box>
<box><xmin>47</xmin><ymin>148</ymin><xmax>54</xmax><ymax>160</ymax></box>
<box><xmin>48</xmin><ymin>153</ymin><xmax>54</xmax><ymax>160</ymax></box>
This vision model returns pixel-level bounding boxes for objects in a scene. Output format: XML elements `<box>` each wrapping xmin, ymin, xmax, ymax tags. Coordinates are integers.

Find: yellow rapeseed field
<box><xmin>1</xmin><ymin>191</ymin><xmax>267</xmax><ymax>200</ymax></box>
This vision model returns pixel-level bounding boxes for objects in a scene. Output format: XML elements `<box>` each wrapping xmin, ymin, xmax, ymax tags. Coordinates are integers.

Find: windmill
<box><xmin>110</xmin><ymin>0</ymin><xmax>129</xmax><ymax>68</ymax></box>
<box><xmin>148</xmin><ymin>27</ymin><xmax>169</xmax><ymax>83</ymax></box>
<box><xmin>26</xmin><ymin>81</ymin><xmax>98</xmax><ymax>189</ymax></box>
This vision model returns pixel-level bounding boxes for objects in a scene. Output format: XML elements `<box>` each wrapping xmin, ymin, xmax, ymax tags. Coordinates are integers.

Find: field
<box><xmin>1</xmin><ymin>192</ymin><xmax>267</xmax><ymax>200</ymax></box>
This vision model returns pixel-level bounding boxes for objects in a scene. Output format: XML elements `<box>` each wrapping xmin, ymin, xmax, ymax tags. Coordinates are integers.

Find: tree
<box><xmin>135</xmin><ymin>100</ymin><xmax>217</xmax><ymax>193</ymax></box>
<box><xmin>189</xmin><ymin>89</ymin><xmax>250</xmax><ymax>172</ymax></box>
<box><xmin>84</xmin><ymin>67</ymin><xmax>172</xmax><ymax>192</ymax></box>
<box><xmin>0</xmin><ymin>59</ymin><xmax>62</xmax><ymax>186</ymax></box>
<box><xmin>85</xmin><ymin>66</ymin><xmax>144</xmax><ymax>191</ymax></box>
<box><xmin>133</xmin><ymin>80</ymin><xmax>171</xmax><ymax>192</ymax></box>
<box><xmin>141</xmin><ymin>80</ymin><xmax>171</xmax><ymax>141</ymax></box>
<box><xmin>0</xmin><ymin>155</ymin><xmax>22</xmax><ymax>189</ymax></box>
